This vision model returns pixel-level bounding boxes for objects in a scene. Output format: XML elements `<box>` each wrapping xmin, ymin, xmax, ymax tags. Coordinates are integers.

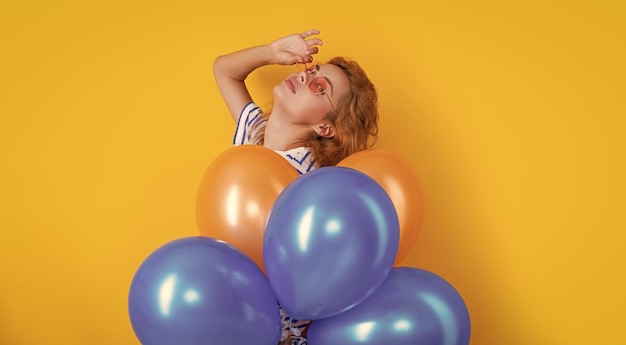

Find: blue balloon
<box><xmin>263</xmin><ymin>166</ymin><xmax>399</xmax><ymax>320</ymax></box>
<box><xmin>307</xmin><ymin>267</ymin><xmax>471</xmax><ymax>345</ymax></box>
<box><xmin>128</xmin><ymin>236</ymin><xmax>281</xmax><ymax>345</ymax></box>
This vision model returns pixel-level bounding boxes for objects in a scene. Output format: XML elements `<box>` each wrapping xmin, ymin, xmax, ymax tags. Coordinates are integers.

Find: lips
<box><xmin>284</xmin><ymin>78</ymin><xmax>296</xmax><ymax>93</ymax></box>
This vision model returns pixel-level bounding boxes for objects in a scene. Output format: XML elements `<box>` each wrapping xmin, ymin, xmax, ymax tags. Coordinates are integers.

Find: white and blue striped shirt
<box><xmin>233</xmin><ymin>102</ymin><xmax>316</xmax><ymax>175</ymax></box>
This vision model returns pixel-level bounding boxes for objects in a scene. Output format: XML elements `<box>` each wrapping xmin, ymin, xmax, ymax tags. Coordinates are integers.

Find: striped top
<box><xmin>233</xmin><ymin>102</ymin><xmax>316</xmax><ymax>175</ymax></box>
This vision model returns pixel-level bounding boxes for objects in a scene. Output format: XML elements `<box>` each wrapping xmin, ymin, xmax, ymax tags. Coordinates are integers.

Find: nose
<box><xmin>297</xmin><ymin>71</ymin><xmax>309</xmax><ymax>85</ymax></box>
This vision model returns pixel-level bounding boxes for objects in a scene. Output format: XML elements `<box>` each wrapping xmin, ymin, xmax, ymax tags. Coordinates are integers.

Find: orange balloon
<box><xmin>195</xmin><ymin>145</ymin><xmax>299</xmax><ymax>273</ymax></box>
<box><xmin>338</xmin><ymin>149</ymin><xmax>424</xmax><ymax>265</ymax></box>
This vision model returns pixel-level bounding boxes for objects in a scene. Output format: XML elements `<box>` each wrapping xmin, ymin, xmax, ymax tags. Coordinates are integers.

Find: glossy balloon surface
<box><xmin>196</xmin><ymin>145</ymin><xmax>298</xmax><ymax>273</ymax></box>
<box><xmin>307</xmin><ymin>267</ymin><xmax>471</xmax><ymax>345</ymax></box>
<box><xmin>263</xmin><ymin>167</ymin><xmax>399</xmax><ymax>320</ymax></box>
<box><xmin>338</xmin><ymin>149</ymin><xmax>424</xmax><ymax>265</ymax></box>
<box><xmin>128</xmin><ymin>237</ymin><xmax>281</xmax><ymax>345</ymax></box>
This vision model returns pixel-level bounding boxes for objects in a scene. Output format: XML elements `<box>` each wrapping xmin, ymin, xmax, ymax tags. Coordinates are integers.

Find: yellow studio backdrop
<box><xmin>1</xmin><ymin>0</ymin><xmax>624</xmax><ymax>344</ymax></box>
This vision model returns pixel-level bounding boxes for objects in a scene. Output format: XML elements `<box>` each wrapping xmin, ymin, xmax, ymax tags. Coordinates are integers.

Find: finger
<box><xmin>301</xmin><ymin>29</ymin><xmax>320</xmax><ymax>38</ymax></box>
<box><xmin>305</xmin><ymin>46</ymin><xmax>319</xmax><ymax>56</ymax></box>
<box><xmin>306</xmin><ymin>38</ymin><xmax>323</xmax><ymax>47</ymax></box>
<box><xmin>295</xmin><ymin>55</ymin><xmax>313</xmax><ymax>64</ymax></box>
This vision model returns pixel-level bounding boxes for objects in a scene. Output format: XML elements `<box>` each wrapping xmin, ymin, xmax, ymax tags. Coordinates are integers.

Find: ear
<box><xmin>313</xmin><ymin>123</ymin><xmax>335</xmax><ymax>138</ymax></box>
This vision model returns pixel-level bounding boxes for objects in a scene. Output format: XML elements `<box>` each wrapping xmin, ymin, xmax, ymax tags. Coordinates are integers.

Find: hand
<box><xmin>270</xmin><ymin>29</ymin><xmax>323</xmax><ymax>65</ymax></box>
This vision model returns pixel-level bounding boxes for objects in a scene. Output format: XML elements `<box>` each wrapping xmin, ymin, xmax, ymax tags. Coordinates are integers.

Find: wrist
<box><xmin>266</xmin><ymin>41</ymin><xmax>284</xmax><ymax>65</ymax></box>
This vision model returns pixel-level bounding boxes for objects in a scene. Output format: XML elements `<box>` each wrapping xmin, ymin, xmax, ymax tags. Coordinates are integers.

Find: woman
<box><xmin>214</xmin><ymin>29</ymin><xmax>379</xmax><ymax>173</ymax></box>
<box><xmin>213</xmin><ymin>29</ymin><xmax>379</xmax><ymax>345</ymax></box>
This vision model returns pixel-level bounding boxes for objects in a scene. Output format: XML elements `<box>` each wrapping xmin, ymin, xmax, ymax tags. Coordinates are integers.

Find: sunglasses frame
<box><xmin>295</xmin><ymin>62</ymin><xmax>336</xmax><ymax>114</ymax></box>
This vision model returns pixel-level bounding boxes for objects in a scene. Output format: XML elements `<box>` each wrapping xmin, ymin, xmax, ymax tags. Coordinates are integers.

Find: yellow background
<box><xmin>1</xmin><ymin>0</ymin><xmax>624</xmax><ymax>344</ymax></box>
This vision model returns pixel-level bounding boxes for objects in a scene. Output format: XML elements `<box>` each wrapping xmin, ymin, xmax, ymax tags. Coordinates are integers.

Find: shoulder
<box><xmin>238</xmin><ymin>102</ymin><xmax>264</xmax><ymax>125</ymax></box>
<box><xmin>233</xmin><ymin>102</ymin><xmax>266</xmax><ymax>146</ymax></box>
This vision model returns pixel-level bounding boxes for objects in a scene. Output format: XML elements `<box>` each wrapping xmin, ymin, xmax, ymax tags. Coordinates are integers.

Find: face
<box><xmin>273</xmin><ymin>63</ymin><xmax>350</xmax><ymax>128</ymax></box>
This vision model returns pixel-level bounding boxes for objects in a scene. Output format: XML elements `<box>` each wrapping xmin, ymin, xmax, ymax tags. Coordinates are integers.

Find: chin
<box><xmin>272</xmin><ymin>86</ymin><xmax>290</xmax><ymax>106</ymax></box>
<box><xmin>272</xmin><ymin>84</ymin><xmax>281</xmax><ymax>96</ymax></box>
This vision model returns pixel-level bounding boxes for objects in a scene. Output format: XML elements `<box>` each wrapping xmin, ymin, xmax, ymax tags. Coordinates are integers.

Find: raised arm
<box><xmin>213</xmin><ymin>29</ymin><xmax>323</xmax><ymax>122</ymax></box>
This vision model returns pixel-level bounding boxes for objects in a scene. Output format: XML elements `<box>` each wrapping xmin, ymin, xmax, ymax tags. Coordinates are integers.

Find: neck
<box><xmin>263</xmin><ymin>111</ymin><xmax>309</xmax><ymax>151</ymax></box>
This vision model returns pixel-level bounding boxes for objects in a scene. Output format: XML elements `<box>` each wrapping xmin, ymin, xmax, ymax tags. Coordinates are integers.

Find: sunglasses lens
<box><xmin>309</xmin><ymin>77</ymin><xmax>328</xmax><ymax>94</ymax></box>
